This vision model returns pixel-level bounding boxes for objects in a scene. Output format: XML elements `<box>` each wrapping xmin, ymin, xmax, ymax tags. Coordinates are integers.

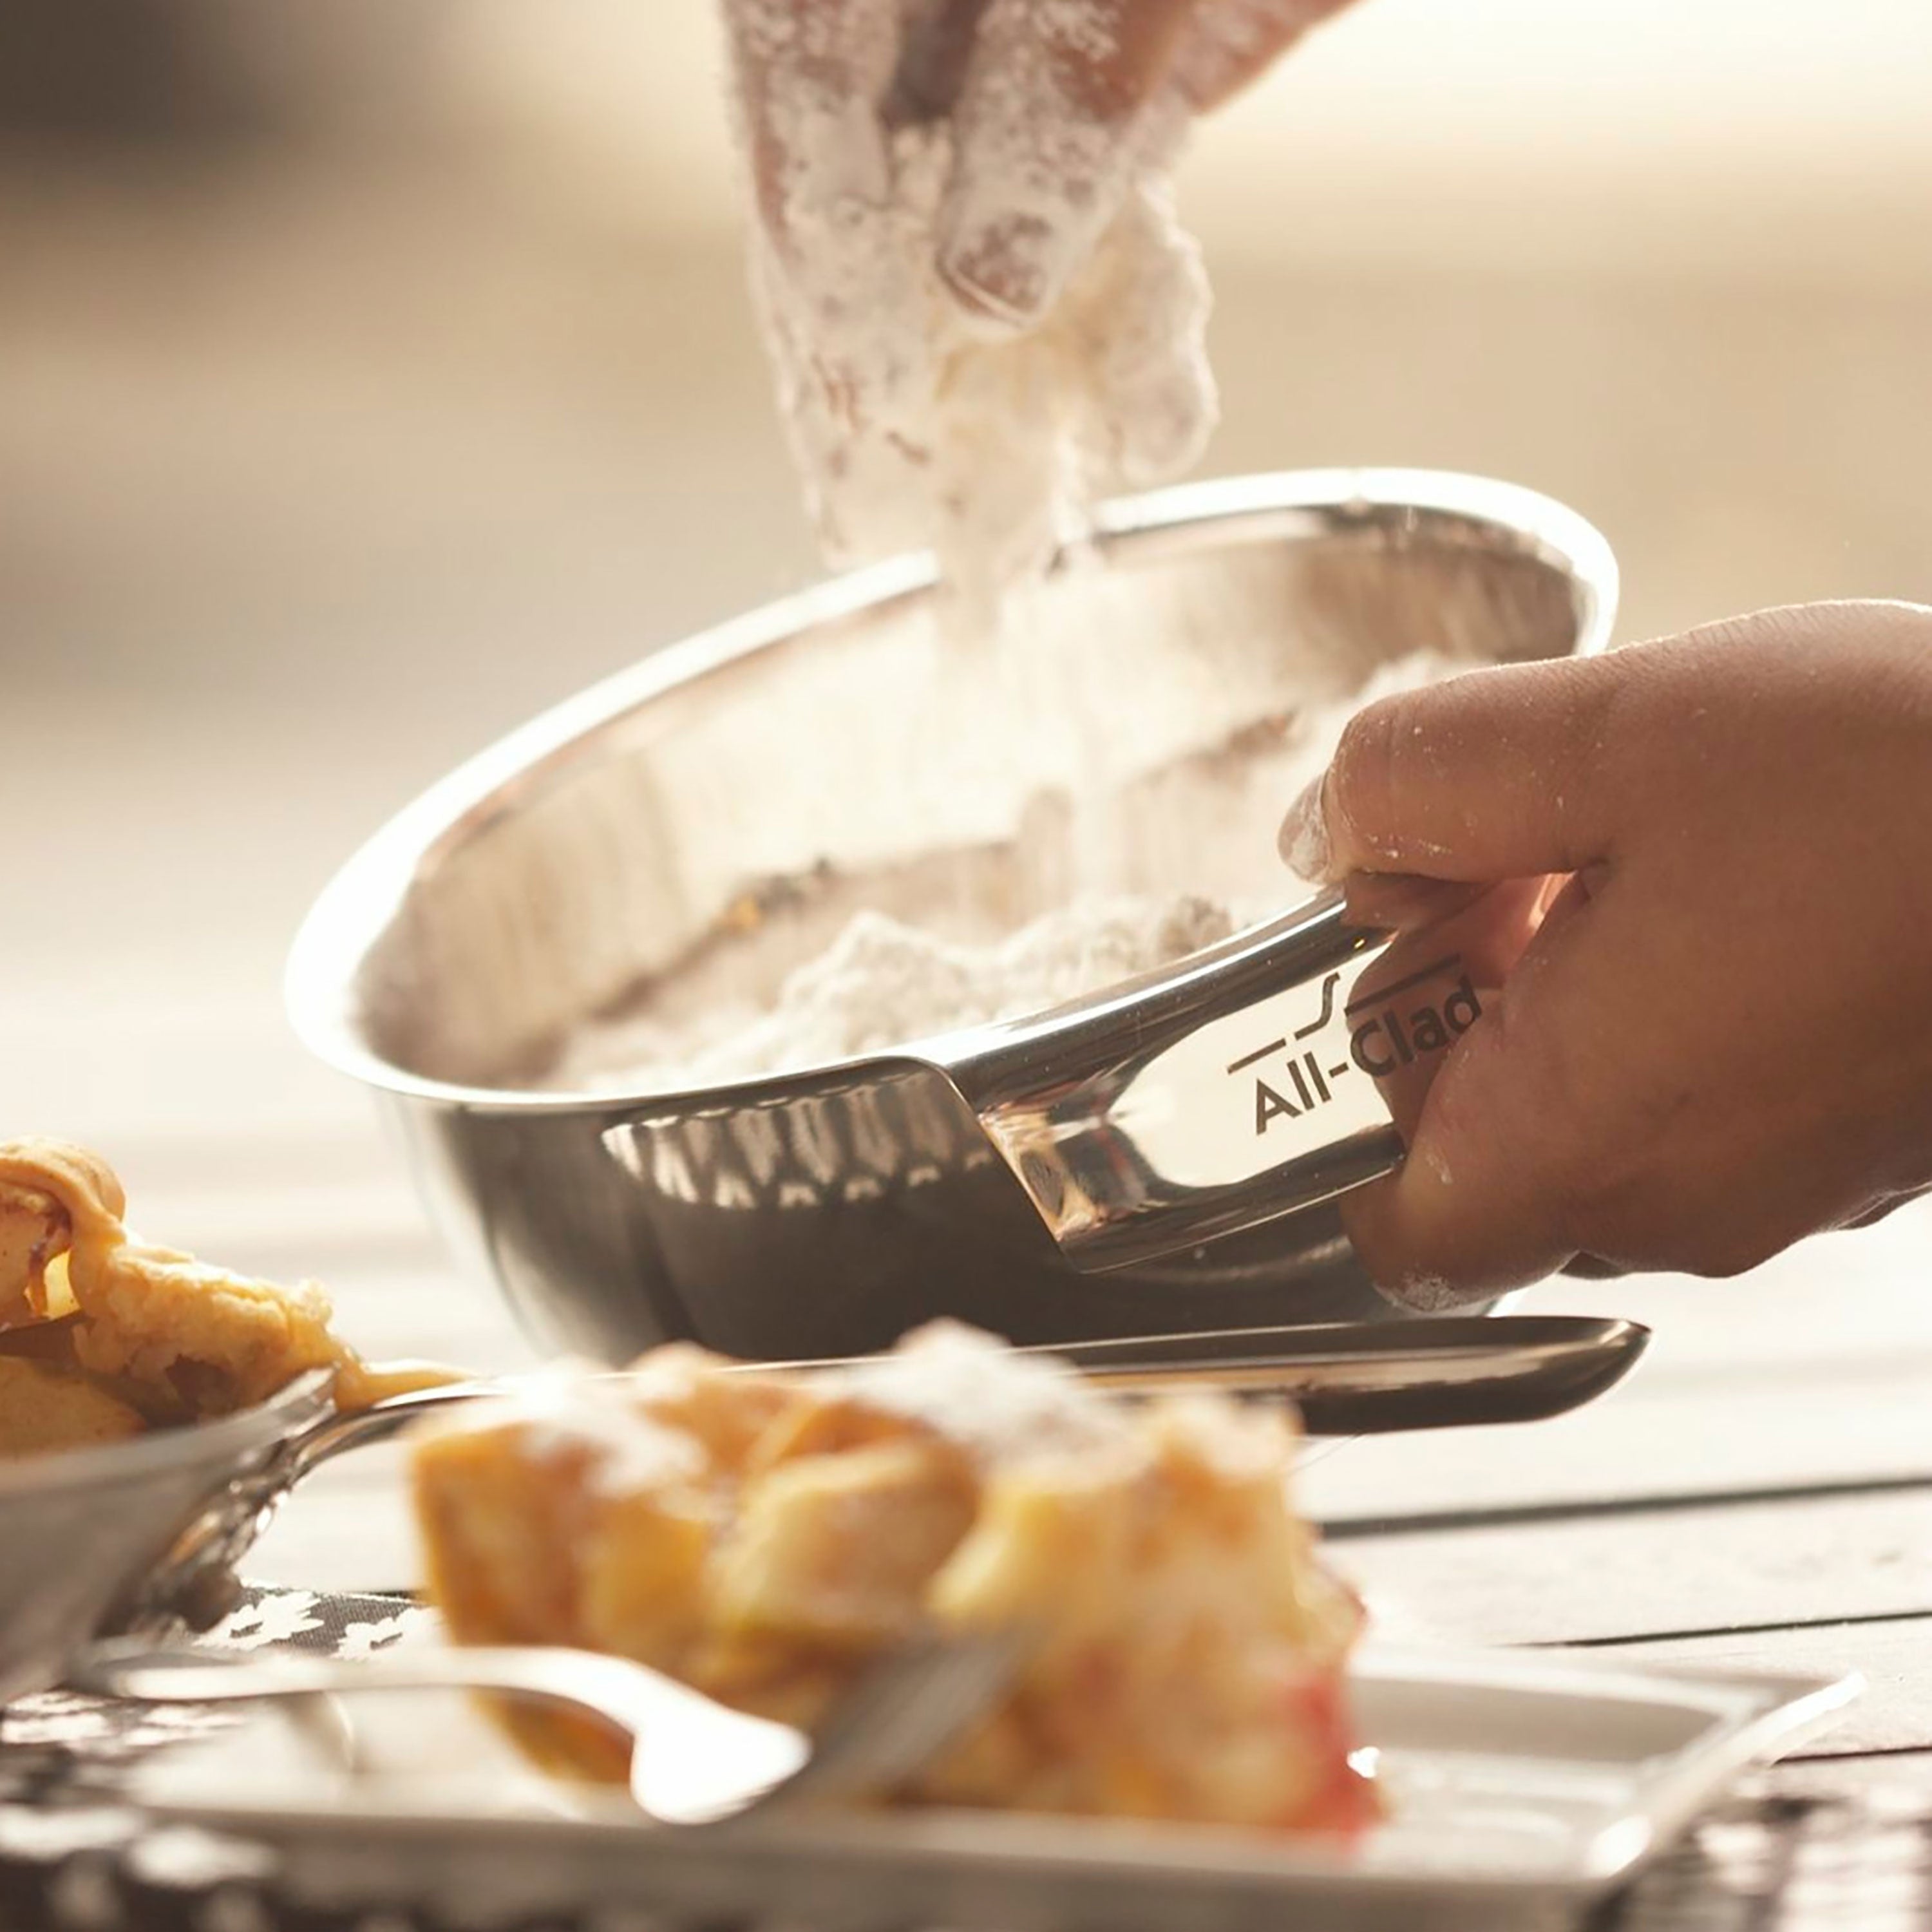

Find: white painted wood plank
<box><xmin>1331</xmin><ymin>1491</ymin><xmax>1932</xmax><ymax>1650</ymax></box>
<box><xmin>1303</xmin><ymin>1365</ymin><xmax>1932</xmax><ymax>1524</ymax></box>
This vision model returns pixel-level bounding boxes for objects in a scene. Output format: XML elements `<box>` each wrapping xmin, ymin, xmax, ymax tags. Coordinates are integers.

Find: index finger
<box><xmin>1282</xmin><ymin>654</ymin><xmax>1632</xmax><ymax>887</ymax></box>
<box><xmin>720</xmin><ymin>0</ymin><xmax>901</xmax><ymax>262</ymax></box>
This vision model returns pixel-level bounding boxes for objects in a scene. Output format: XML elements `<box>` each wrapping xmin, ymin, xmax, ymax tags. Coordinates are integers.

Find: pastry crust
<box><xmin>0</xmin><ymin>1356</ymin><xmax>146</xmax><ymax>1458</ymax></box>
<box><xmin>0</xmin><ymin>1136</ymin><xmax>460</xmax><ymax>1452</ymax></box>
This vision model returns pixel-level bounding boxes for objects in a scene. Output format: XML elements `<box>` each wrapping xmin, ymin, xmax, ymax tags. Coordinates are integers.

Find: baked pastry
<box><xmin>0</xmin><ymin>1354</ymin><xmax>146</xmax><ymax>1458</ymax></box>
<box><xmin>412</xmin><ymin>1321</ymin><xmax>1375</xmax><ymax>1831</ymax></box>
<box><xmin>0</xmin><ymin>1136</ymin><xmax>457</xmax><ymax>1455</ymax></box>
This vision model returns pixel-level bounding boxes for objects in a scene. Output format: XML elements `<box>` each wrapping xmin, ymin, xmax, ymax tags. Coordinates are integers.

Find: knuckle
<box><xmin>1568</xmin><ymin>1178</ymin><xmax>1786</xmax><ymax>1281</ymax></box>
<box><xmin>1676</xmin><ymin>1220</ymin><xmax>1785</xmax><ymax>1280</ymax></box>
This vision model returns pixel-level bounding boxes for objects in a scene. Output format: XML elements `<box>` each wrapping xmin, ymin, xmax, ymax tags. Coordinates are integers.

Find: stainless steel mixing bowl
<box><xmin>287</xmin><ymin>469</ymin><xmax>1617</xmax><ymax>1361</ymax></box>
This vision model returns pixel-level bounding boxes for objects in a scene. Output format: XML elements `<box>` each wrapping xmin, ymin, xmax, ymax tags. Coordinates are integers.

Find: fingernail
<box><xmin>1278</xmin><ymin>773</ymin><xmax>1334</xmax><ymax>880</ymax></box>
<box><xmin>938</xmin><ymin>207</ymin><xmax>1065</xmax><ymax>333</ymax></box>
<box><xmin>939</xmin><ymin>120</ymin><xmax>1125</xmax><ymax>335</ymax></box>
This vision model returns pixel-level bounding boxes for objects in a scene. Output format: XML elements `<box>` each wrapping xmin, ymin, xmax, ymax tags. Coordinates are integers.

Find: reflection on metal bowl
<box><xmin>287</xmin><ymin>470</ymin><xmax>1617</xmax><ymax>1361</ymax></box>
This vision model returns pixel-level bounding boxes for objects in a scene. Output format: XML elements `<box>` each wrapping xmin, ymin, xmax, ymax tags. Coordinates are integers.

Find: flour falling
<box><xmin>739</xmin><ymin>14</ymin><xmax>1217</xmax><ymax>625</ymax></box>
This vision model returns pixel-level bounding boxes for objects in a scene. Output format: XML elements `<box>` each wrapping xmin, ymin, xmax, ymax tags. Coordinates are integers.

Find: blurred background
<box><xmin>3</xmin><ymin>0</ymin><xmax>1931</xmax><ymax>1384</ymax></box>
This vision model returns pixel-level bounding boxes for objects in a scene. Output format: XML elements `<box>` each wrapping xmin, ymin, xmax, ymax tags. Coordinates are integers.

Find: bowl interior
<box><xmin>346</xmin><ymin>478</ymin><xmax>1607</xmax><ymax>1096</ymax></box>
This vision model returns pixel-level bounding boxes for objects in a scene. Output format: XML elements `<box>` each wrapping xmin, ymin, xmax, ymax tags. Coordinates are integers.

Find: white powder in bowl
<box><xmin>552</xmin><ymin>892</ymin><xmax>1240</xmax><ymax>1094</ymax></box>
<box><xmin>549</xmin><ymin>650</ymin><xmax>1473</xmax><ymax>1096</ymax></box>
<box><xmin>571</xmin><ymin>20</ymin><xmax>1489</xmax><ymax>1101</ymax></box>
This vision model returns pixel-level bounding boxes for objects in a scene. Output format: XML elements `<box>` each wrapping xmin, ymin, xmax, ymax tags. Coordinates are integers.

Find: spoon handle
<box><xmin>71</xmin><ymin>1640</ymin><xmax>811</xmax><ymax>1826</ymax></box>
<box><xmin>291</xmin><ymin>1314</ymin><xmax>1649</xmax><ymax>1479</ymax></box>
<box><xmin>286</xmin><ymin>1378</ymin><xmax>508</xmax><ymax>1475</ymax></box>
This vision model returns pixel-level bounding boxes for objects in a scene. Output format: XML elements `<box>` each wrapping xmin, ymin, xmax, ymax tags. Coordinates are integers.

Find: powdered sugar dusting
<box><xmin>824</xmin><ymin>1319</ymin><xmax>1132</xmax><ymax>1467</ymax></box>
<box><xmin>426</xmin><ymin>1361</ymin><xmax>708</xmax><ymax>1501</ymax></box>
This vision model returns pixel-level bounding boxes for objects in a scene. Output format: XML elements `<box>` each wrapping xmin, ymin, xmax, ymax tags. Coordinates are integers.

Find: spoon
<box><xmin>75</xmin><ymin>1627</ymin><xmax>1023</xmax><ymax>1825</ymax></box>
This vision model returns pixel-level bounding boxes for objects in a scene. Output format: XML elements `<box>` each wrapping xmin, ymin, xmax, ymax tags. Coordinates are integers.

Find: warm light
<box><xmin>443</xmin><ymin>0</ymin><xmax>1932</xmax><ymax>284</ymax></box>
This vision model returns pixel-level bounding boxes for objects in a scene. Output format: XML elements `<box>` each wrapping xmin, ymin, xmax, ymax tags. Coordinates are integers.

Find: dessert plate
<box><xmin>128</xmin><ymin>1643</ymin><xmax>1855</xmax><ymax>1932</ymax></box>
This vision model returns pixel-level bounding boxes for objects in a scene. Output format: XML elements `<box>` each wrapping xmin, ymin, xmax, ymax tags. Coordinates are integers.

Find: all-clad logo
<box><xmin>1225</xmin><ymin>954</ymin><xmax>1482</xmax><ymax>1137</ymax></box>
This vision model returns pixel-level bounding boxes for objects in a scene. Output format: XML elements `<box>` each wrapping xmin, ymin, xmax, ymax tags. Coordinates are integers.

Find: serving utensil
<box><xmin>75</xmin><ymin>1630</ymin><xmax>1025</xmax><ymax>1826</ymax></box>
<box><xmin>271</xmin><ymin>1313</ymin><xmax>1651</xmax><ymax>1472</ymax></box>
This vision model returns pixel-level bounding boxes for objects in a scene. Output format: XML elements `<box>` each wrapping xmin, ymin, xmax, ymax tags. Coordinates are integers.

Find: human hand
<box><xmin>1278</xmin><ymin>602</ymin><xmax>1932</xmax><ymax>1304</ymax></box>
<box><xmin>721</xmin><ymin>2</ymin><xmax>1358</xmax><ymax>600</ymax></box>
<box><xmin>721</xmin><ymin>1</ymin><xmax>1356</xmax><ymax>332</ymax></box>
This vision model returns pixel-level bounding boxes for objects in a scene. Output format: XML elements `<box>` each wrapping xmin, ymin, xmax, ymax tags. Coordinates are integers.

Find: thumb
<box><xmin>940</xmin><ymin>0</ymin><xmax>1191</xmax><ymax>327</ymax></box>
<box><xmin>1280</xmin><ymin>654</ymin><xmax>1627</xmax><ymax>887</ymax></box>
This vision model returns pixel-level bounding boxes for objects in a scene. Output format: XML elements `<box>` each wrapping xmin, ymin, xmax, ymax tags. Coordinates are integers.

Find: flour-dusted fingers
<box><xmin>1296</xmin><ymin>654</ymin><xmax>1653</xmax><ymax>1301</ymax></box>
<box><xmin>938</xmin><ymin>0</ymin><xmax>1197</xmax><ymax>328</ymax></box>
<box><xmin>720</xmin><ymin>0</ymin><xmax>900</xmax><ymax>260</ymax></box>
<box><xmin>1278</xmin><ymin>652</ymin><xmax>1629</xmax><ymax>889</ymax></box>
<box><xmin>1171</xmin><ymin>0</ymin><xmax>1362</xmax><ymax>111</ymax></box>
<box><xmin>721</xmin><ymin>0</ymin><xmax>931</xmax><ymax>446</ymax></box>
<box><xmin>1285</xmin><ymin>656</ymin><xmax>1633</xmax><ymax>1302</ymax></box>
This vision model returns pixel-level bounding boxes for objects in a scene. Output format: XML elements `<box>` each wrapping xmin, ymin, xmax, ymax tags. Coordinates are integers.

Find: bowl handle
<box><xmin>930</xmin><ymin>891</ymin><xmax>1482</xmax><ymax>1273</ymax></box>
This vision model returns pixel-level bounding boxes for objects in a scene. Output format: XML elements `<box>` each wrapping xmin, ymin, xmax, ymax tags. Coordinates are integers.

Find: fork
<box><xmin>73</xmin><ymin>1631</ymin><xmax>1021</xmax><ymax>1826</ymax></box>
